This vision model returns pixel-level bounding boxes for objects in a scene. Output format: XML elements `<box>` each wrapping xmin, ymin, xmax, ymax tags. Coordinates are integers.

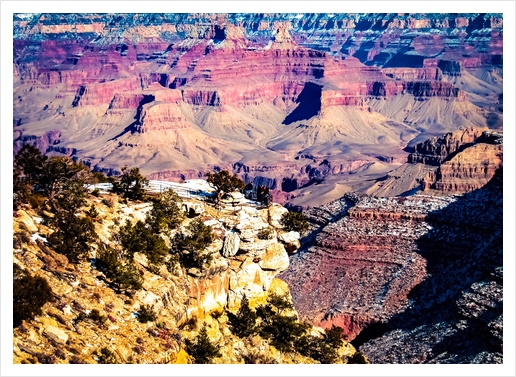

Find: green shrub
<box><xmin>119</xmin><ymin>220</ymin><xmax>168</xmax><ymax>265</ymax></box>
<box><xmin>47</xmin><ymin>212</ymin><xmax>97</xmax><ymax>262</ymax></box>
<box><xmin>91</xmin><ymin>188</ymin><xmax>101</xmax><ymax>197</ymax></box>
<box><xmin>228</xmin><ymin>295</ymin><xmax>258</xmax><ymax>338</ymax></box>
<box><xmin>13</xmin><ymin>264</ymin><xmax>54</xmax><ymax>327</ymax></box>
<box><xmin>172</xmin><ymin>218</ymin><xmax>213</xmax><ymax>269</ymax></box>
<box><xmin>136</xmin><ymin>305</ymin><xmax>157</xmax><ymax>323</ymax></box>
<box><xmin>295</xmin><ymin>331</ymin><xmax>341</xmax><ymax>364</ymax></box>
<box><xmin>85</xmin><ymin>204</ymin><xmax>100</xmax><ymax>220</ymax></box>
<box><xmin>257</xmin><ymin>227</ymin><xmax>274</xmax><ymax>240</ymax></box>
<box><xmin>185</xmin><ymin>325</ymin><xmax>221</xmax><ymax>364</ymax></box>
<box><xmin>88</xmin><ymin>309</ymin><xmax>107</xmax><ymax>324</ymax></box>
<box><xmin>255</xmin><ymin>293</ymin><xmax>309</xmax><ymax>352</ymax></box>
<box><xmin>96</xmin><ymin>244</ymin><xmax>142</xmax><ymax>291</ymax></box>
<box><xmin>109</xmin><ymin>166</ymin><xmax>148</xmax><ymax>201</ymax></box>
<box><xmin>147</xmin><ymin>188</ymin><xmax>184</xmax><ymax>233</ymax></box>
<box><xmin>280</xmin><ymin>211</ymin><xmax>309</xmax><ymax>234</ymax></box>
<box><xmin>257</xmin><ymin>311</ymin><xmax>309</xmax><ymax>353</ymax></box>
<box><xmin>266</xmin><ymin>292</ymin><xmax>294</xmax><ymax>314</ymax></box>
<box><xmin>96</xmin><ymin>347</ymin><xmax>118</xmax><ymax>364</ymax></box>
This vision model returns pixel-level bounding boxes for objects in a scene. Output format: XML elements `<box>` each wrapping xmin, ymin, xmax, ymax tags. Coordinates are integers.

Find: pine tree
<box><xmin>185</xmin><ymin>325</ymin><xmax>221</xmax><ymax>364</ymax></box>
<box><xmin>206</xmin><ymin>170</ymin><xmax>245</xmax><ymax>195</ymax></box>
<box><xmin>110</xmin><ymin>166</ymin><xmax>149</xmax><ymax>201</ymax></box>
<box><xmin>228</xmin><ymin>294</ymin><xmax>258</xmax><ymax>338</ymax></box>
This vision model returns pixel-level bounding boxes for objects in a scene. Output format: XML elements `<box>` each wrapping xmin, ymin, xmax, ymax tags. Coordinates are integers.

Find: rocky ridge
<box><xmin>279</xmin><ymin>166</ymin><xmax>503</xmax><ymax>363</ymax></box>
<box><xmin>408</xmin><ymin>127</ymin><xmax>503</xmax><ymax>193</ymax></box>
<box><xmin>13</xmin><ymin>193</ymin><xmax>358</xmax><ymax>364</ymax></box>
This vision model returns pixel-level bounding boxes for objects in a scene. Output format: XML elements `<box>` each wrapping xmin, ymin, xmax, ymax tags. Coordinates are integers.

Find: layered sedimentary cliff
<box><xmin>13</xmin><ymin>13</ymin><xmax>503</xmax><ymax>207</ymax></box>
<box><xmin>279</xmin><ymin>166</ymin><xmax>503</xmax><ymax>363</ymax></box>
<box><xmin>280</xmin><ymin>194</ymin><xmax>457</xmax><ymax>340</ymax></box>
<box><xmin>408</xmin><ymin>127</ymin><xmax>503</xmax><ymax>193</ymax></box>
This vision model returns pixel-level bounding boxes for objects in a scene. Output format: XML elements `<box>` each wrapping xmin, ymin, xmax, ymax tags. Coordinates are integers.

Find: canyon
<box><xmin>13</xmin><ymin>13</ymin><xmax>503</xmax><ymax>207</ymax></box>
<box><xmin>12</xmin><ymin>12</ymin><xmax>504</xmax><ymax>366</ymax></box>
<box><xmin>279</xmin><ymin>130</ymin><xmax>503</xmax><ymax>363</ymax></box>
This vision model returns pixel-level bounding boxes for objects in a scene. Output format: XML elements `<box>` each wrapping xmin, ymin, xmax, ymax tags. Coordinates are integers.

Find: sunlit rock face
<box><xmin>13</xmin><ymin>13</ymin><xmax>503</xmax><ymax>208</ymax></box>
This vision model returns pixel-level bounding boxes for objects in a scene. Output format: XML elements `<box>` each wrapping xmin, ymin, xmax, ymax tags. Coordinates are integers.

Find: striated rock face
<box><xmin>428</xmin><ymin>142</ymin><xmax>503</xmax><ymax>192</ymax></box>
<box><xmin>281</xmin><ymin>166</ymin><xmax>503</xmax><ymax>363</ymax></box>
<box><xmin>408</xmin><ymin>127</ymin><xmax>488</xmax><ymax>166</ymax></box>
<box><xmin>359</xmin><ymin>168</ymin><xmax>503</xmax><ymax>363</ymax></box>
<box><xmin>408</xmin><ymin>127</ymin><xmax>503</xmax><ymax>193</ymax></box>
<box><xmin>280</xmin><ymin>194</ymin><xmax>456</xmax><ymax>341</ymax></box>
<box><xmin>13</xmin><ymin>13</ymin><xmax>502</xmax><ymax>209</ymax></box>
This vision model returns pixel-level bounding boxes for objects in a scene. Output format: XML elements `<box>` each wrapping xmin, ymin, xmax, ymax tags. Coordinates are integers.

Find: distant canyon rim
<box><xmin>13</xmin><ymin>13</ymin><xmax>503</xmax><ymax>208</ymax></box>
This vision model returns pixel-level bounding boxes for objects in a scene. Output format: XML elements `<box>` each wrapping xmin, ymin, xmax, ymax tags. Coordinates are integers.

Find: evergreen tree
<box><xmin>96</xmin><ymin>244</ymin><xmax>142</xmax><ymax>291</ymax></box>
<box><xmin>185</xmin><ymin>325</ymin><xmax>221</xmax><ymax>364</ymax></box>
<box><xmin>37</xmin><ymin>156</ymin><xmax>92</xmax><ymax>212</ymax></box>
<box><xmin>118</xmin><ymin>220</ymin><xmax>168</xmax><ymax>265</ymax></box>
<box><xmin>147</xmin><ymin>188</ymin><xmax>184</xmax><ymax>233</ymax></box>
<box><xmin>228</xmin><ymin>294</ymin><xmax>258</xmax><ymax>338</ymax></box>
<box><xmin>47</xmin><ymin>211</ymin><xmax>97</xmax><ymax>262</ymax></box>
<box><xmin>13</xmin><ymin>144</ymin><xmax>47</xmax><ymax>185</ymax></box>
<box><xmin>110</xmin><ymin>166</ymin><xmax>149</xmax><ymax>201</ymax></box>
<box><xmin>172</xmin><ymin>218</ymin><xmax>213</xmax><ymax>269</ymax></box>
<box><xmin>13</xmin><ymin>264</ymin><xmax>54</xmax><ymax>327</ymax></box>
<box><xmin>206</xmin><ymin>170</ymin><xmax>245</xmax><ymax>195</ymax></box>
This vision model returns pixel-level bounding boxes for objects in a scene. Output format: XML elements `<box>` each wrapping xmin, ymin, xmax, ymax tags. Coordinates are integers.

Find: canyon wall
<box><xmin>13</xmin><ymin>13</ymin><xmax>503</xmax><ymax>205</ymax></box>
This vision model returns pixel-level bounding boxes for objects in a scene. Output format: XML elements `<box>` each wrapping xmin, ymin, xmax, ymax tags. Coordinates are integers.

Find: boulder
<box><xmin>258</xmin><ymin>243</ymin><xmax>289</xmax><ymax>272</ymax></box>
<box><xmin>222</xmin><ymin>232</ymin><xmax>240</xmax><ymax>257</ymax></box>
<box><xmin>15</xmin><ymin>210</ymin><xmax>38</xmax><ymax>233</ymax></box>
<box><xmin>278</xmin><ymin>231</ymin><xmax>301</xmax><ymax>254</ymax></box>
<box><xmin>43</xmin><ymin>325</ymin><xmax>68</xmax><ymax>345</ymax></box>
<box><xmin>268</xmin><ymin>204</ymin><xmax>288</xmax><ymax>228</ymax></box>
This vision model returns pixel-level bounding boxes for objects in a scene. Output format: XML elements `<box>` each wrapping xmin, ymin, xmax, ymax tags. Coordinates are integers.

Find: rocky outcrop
<box><xmin>358</xmin><ymin>168</ymin><xmax>503</xmax><ymax>363</ymax></box>
<box><xmin>408</xmin><ymin>127</ymin><xmax>503</xmax><ymax>194</ymax></box>
<box><xmin>14</xmin><ymin>192</ymin><xmax>356</xmax><ymax>364</ymax></box>
<box><xmin>408</xmin><ymin>127</ymin><xmax>488</xmax><ymax>166</ymax></box>
<box><xmin>280</xmin><ymin>195</ymin><xmax>456</xmax><ymax>341</ymax></box>
<box><xmin>425</xmin><ymin>142</ymin><xmax>503</xmax><ymax>192</ymax></box>
<box><xmin>281</xmin><ymin>165</ymin><xmax>503</xmax><ymax>363</ymax></box>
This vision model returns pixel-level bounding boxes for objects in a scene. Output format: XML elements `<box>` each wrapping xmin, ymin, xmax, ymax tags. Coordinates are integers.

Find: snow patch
<box><xmin>31</xmin><ymin>233</ymin><xmax>47</xmax><ymax>243</ymax></box>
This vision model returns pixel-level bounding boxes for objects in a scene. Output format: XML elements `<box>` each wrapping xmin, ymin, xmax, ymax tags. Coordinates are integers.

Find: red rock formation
<box><xmin>409</xmin><ymin>127</ymin><xmax>503</xmax><ymax>193</ymax></box>
<box><xmin>280</xmin><ymin>195</ymin><xmax>457</xmax><ymax>340</ymax></box>
<box><xmin>424</xmin><ymin>142</ymin><xmax>503</xmax><ymax>193</ymax></box>
<box><xmin>72</xmin><ymin>77</ymin><xmax>142</xmax><ymax>107</ymax></box>
<box><xmin>13</xmin><ymin>13</ymin><xmax>502</xmax><ymax>207</ymax></box>
<box><xmin>409</xmin><ymin>127</ymin><xmax>488</xmax><ymax>166</ymax></box>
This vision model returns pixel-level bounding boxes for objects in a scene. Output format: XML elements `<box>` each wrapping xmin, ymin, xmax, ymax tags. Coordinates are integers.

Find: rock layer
<box><xmin>13</xmin><ymin>13</ymin><xmax>503</xmax><ymax>209</ymax></box>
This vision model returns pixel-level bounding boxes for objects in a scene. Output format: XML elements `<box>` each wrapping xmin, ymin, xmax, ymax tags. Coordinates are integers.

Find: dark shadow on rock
<box><xmin>282</xmin><ymin>82</ymin><xmax>322</xmax><ymax>125</ymax></box>
<box><xmin>359</xmin><ymin>167</ymin><xmax>503</xmax><ymax>363</ymax></box>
